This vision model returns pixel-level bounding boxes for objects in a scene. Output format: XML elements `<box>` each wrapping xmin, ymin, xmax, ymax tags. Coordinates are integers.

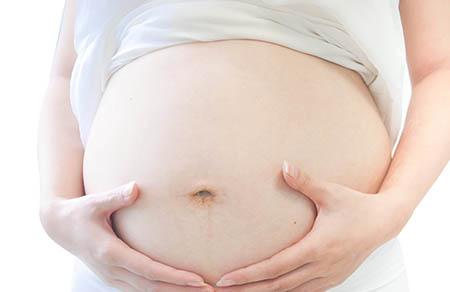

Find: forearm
<box><xmin>37</xmin><ymin>75</ymin><xmax>85</xmax><ymax>212</ymax></box>
<box><xmin>379</xmin><ymin>68</ymin><xmax>450</xmax><ymax>224</ymax></box>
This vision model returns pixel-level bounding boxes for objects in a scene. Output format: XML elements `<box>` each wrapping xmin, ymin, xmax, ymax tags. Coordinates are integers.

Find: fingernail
<box><xmin>283</xmin><ymin>160</ymin><xmax>299</xmax><ymax>179</ymax></box>
<box><xmin>186</xmin><ymin>281</ymin><xmax>207</xmax><ymax>287</ymax></box>
<box><xmin>121</xmin><ymin>180</ymin><xmax>136</xmax><ymax>197</ymax></box>
<box><xmin>216</xmin><ymin>279</ymin><xmax>235</xmax><ymax>287</ymax></box>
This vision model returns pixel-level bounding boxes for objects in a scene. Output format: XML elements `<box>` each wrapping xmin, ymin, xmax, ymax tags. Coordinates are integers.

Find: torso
<box><xmin>82</xmin><ymin>39</ymin><xmax>392</xmax><ymax>285</ymax></box>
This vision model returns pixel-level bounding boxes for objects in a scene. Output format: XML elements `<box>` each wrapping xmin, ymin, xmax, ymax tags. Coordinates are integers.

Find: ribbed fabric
<box><xmin>70</xmin><ymin>0</ymin><xmax>409</xmax><ymax>150</ymax></box>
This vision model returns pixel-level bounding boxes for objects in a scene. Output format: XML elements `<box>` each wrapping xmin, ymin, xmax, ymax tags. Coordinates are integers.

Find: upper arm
<box><xmin>399</xmin><ymin>0</ymin><xmax>450</xmax><ymax>85</ymax></box>
<box><xmin>49</xmin><ymin>0</ymin><xmax>78</xmax><ymax>79</ymax></box>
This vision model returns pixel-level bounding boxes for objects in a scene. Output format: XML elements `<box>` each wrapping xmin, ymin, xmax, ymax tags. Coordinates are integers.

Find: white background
<box><xmin>0</xmin><ymin>1</ymin><xmax>448</xmax><ymax>291</ymax></box>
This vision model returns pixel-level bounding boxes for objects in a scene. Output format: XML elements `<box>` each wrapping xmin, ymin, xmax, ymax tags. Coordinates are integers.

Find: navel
<box><xmin>196</xmin><ymin>190</ymin><xmax>213</xmax><ymax>198</ymax></box>
<box><xmin>187</xmin><ymin>183</ymin><xmax>221</xmax><ymax>207</ymax></box>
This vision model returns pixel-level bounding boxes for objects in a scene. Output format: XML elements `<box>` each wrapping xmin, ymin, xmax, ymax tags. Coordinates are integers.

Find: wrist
<box><xmin>375</xmin><ymin>189</ymin><xmax>415</xmax><ymax>240</ymax></box>
<box><xmin>39</xmin><ymin>198</ymin><xmax>72</xmax><ymax>243</ymax></box>
<box><xmin>39</xmin><ymin>199</ymin><xmax>61</xmax><ymax>236</ymax></box>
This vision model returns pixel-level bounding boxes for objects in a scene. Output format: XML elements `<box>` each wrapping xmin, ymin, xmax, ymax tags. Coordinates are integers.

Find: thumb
<box><xmin>87</xmin><ymin>180</ymin><xmax>139</xmax><ymax>215</ymax></box>
<box><xmin>282</xmin><ymin>160</ymin><xmax>331</xmax><ymax>207</ymax></box>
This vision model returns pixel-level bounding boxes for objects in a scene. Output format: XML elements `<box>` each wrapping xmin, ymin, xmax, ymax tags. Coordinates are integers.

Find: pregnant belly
<box><xmin>82</xmin><ymin>39</ymin><xmax>392</xmax><ymax>286</ymax></box>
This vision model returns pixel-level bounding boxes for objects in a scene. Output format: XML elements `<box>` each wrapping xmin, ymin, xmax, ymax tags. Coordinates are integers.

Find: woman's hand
<box><xmin>40</xmin><ymin>181</ymin><xmax>214</xmax><ymax>292</ymax></box>
<box><xmin>214</xmin><ymin>160</ymin><xmax>407</xmax><ymax>292</ymax></box>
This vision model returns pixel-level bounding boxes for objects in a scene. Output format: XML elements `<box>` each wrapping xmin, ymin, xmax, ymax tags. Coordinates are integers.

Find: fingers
<box><xmin>115</xmin><ymin>267</ymin><xmax>214</xmax><ymax>292</ymax></box>
<box><xmin>215</xmin><ymin>263</ymin><xmax>319</xmax><ymax>292</ymax></box>
<box><xmin>282</xmin><ymin>160</ymin><xmax>335</xmax><ymax>208</ymax></box>
<box><xmin>108</xmin><ymin>278</ymin><xmax>138</xmax><ymax>292</ymax></box>
<box><xmin>113</xmin><ymin>240</ymin><xmax>208</xmax><ymax>287</ymax></box>
<box><xmin>216</xmin><ymin>233</ymin><xmax>318</xmax><ymax>287</ymax></box>
<box><xmin>89</xmin><ymin>238</ymin><xmax>212</xmax><ymax>290</ymax></box>
<box><xmin>83</xmin><ymin>181</ymin><xmax>139</xmax><ymax>217</ymax></box>
<box><xmin>290</xmin><ymin>276</ymin><xmax>329</xmax><ymax>292</ymax></box>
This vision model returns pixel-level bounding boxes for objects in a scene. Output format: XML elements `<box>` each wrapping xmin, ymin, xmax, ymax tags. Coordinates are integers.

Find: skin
<box><xmin>213</xmin><ymin>0</ymin><xmax>450</xmax><ymax>291</ymax></box>
<box><xmin>37</xmin><ymin>0</ymin><xmax>214</xmax><ymax>291</ymax></box>
<box><xmin>38</xmin><ymin>1</ymin><xmax>450</xmax><ymax>292</ymax></box>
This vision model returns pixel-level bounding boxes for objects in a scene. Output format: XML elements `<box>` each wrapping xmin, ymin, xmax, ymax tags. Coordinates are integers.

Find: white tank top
<box><xmin>70</xmin><ymin>0</ymin><xmax>409</xmax><ymax>150</ymax></box>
